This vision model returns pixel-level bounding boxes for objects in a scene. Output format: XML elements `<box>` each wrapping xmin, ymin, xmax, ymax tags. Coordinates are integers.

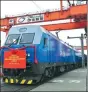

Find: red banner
<box><xmin>3</xmin><ymin>50</ymin><xmax>26</xmax><ymax>69</ymax></box>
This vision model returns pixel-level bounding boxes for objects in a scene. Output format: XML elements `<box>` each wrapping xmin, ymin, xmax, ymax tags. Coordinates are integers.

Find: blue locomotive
<box><xmin>1</xmin><ymin>25</ymin><xmax>84</xmax><ymax>84</ymax></box>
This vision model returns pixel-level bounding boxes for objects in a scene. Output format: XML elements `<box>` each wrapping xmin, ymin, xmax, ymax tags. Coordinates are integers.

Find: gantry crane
<box><xmin>0</xmin><ymin>0</ymin><xmax>87</xmax><ymax>50</ymax></box>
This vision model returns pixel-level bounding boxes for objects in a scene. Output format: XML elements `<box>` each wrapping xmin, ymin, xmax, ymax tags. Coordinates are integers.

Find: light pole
<box><xmin>67</xmin><ymin>33</ymin><xmax>86</xmax><ymax>68</ymax></box>
<box><xmin>80</xmin><ymin>34</ymin><xmax>85</xmax><ymax>68</ymax></box>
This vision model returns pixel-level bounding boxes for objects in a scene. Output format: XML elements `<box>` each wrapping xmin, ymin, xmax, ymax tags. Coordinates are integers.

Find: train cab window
<box><xmin>44</xmin><ymin>38</ymin><xmax>48</xmax><ymax>47</ymax></box>
<box><xmin>5</xmin><ymin>34</ymin><xmax>20</xmax><ymax>45</ymax></box>
<box><xmin>20</xmin><ymin>33</ymin><xmax>35</xmax><ymax>44</ymax></box>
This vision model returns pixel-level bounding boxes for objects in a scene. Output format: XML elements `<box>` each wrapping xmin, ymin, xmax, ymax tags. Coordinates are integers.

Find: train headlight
<box><xmin>27</xmin><ymin>53</ymin><xmax>30</xmax><ymax>57</ymax></box>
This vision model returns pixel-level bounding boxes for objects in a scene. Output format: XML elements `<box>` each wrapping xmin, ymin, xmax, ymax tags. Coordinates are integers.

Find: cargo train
<box><xmin>0</xmin><ymin>25</ymin><xmax>86</xmax><ymax>84</ymax></box>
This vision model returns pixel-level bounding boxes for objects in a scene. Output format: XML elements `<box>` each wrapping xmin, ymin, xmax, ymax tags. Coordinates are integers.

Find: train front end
<box><xmin>3</xmin><ymin>46</ymin><xmax>36</xmax><ymax>84</ymax></box>
<box><xmin>1</xmin><ymin>25</ymin><xmax>42</xmax><ymax>84</ymax></box>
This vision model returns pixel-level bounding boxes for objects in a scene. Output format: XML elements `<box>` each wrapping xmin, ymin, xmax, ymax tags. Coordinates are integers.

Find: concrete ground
<box><xmin>31</xmin><ymin>68</ymin><xmax>87</xmax><ymax>91</ymax></box>
<box><xmin>1</xmin><ymin>68</ymin><xmax>87</xmax><ymax>91</ymax></box>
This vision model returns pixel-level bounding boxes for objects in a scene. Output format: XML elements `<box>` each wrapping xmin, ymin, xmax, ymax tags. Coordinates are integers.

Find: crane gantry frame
<box><xmin>0</xmin><ymin>0</ymin><xmax>87</xmax><ymax>50</ymax></box>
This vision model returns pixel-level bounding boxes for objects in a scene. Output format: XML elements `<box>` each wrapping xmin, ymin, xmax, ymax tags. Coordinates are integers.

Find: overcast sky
<box><xmin>1</xmin><ymin>1</ymin><xmax>87</xmax><ymax>54</ymax></box>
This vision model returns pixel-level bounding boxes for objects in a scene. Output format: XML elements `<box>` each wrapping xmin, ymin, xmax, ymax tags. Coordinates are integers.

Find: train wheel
<box><xmin>44</xmin><ymin>67</ymin><xmax>55</xmax><ymax>78</ymax></box>
<box><xmin>48</xmin><ymin>67</ymin><xmax>55</xmax><ymax>78</ymax></box>
<box><xmin>59</xmin><ymin>66</ymin><xmax>65</xmax><ymax>73</ymax></box>
<box><xmin>39</xmin><ymin>74</ymin><xmax>45</xmax><ymax>83</ymax></box>
<box><xmin>65</xmin><ymin>65</ymin><xmax>69</xmax><ymax>72</ymax></box>
<box><xmin>71</xmin><ymin>65</ymin><xmax>74</xmax><ymax>70</ymax></box>
<box><xmin>78</xmin><ymin>63</ymin><xmax>82</xmax><ymax>68</ymax></box>
<box><xmin>74</xmin><ymin>64</ymin><xmax>78</xmax><ymax>69</ymax></box>
<box><xmin>44</xmin><ymin>68</ymin><xmax>49</xmax><ymax>77</ymax></box>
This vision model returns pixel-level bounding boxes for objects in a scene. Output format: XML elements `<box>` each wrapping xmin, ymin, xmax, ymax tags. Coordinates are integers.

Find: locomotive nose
<box><xmin>3</xmin><ymin>46</ymin><xmax>39</xmax><ymax>84</ymax></box>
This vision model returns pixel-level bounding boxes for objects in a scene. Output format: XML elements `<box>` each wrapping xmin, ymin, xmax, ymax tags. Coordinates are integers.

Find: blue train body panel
<box><xmin>0</xmin><ymin>25</ymin><xmax>82</xmax><ymax>65</ymax></box>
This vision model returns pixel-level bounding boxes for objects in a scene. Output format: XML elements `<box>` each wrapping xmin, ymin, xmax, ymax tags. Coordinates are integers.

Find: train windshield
<box><xmin>5</xmin><ymin>34</ymin><xmax>20</xmax><ymax>45</ymax></box>
<box><xmin>20</xmin><ymin>33</ymin><xmax>35</xmax><ymax>44</ymax></box>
